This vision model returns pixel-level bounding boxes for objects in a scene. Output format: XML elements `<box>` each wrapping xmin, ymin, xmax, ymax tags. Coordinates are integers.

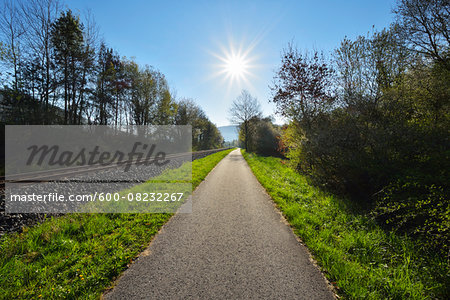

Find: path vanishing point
<box><xmin>104</xmin><ymin>149</ymin><xmax>335</xmax><ymax>299</ymax></box>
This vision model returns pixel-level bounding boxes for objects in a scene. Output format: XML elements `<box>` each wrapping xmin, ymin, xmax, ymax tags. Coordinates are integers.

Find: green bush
<box><xmin>374</xmin><ymin>179</ymin><xmax>449</xmax><ymax>255</ymax></box>
<box><xmin>272</xmin><ymin>25</ymin><xmax>450</xmax><ymax>254</ymax></box>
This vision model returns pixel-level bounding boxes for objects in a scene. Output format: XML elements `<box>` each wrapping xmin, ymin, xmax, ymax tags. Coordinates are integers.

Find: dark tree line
<box><xmin>271</xmin><ymin>0</ymin><xmax>449</xmax><ymax>253</ymax></box>
<box><xmin>0</xmin><ymin>0</ymin><xmax>222</xmax><ymax>150</ymax></box>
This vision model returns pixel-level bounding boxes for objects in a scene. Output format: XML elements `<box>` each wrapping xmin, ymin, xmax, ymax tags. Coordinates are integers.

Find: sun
<box><xmin>209</xmin><ymin>43</ymin><xmax>255</xmax><ymax>85</ymax></box>
<box><xmin>207</xmin><ymin>37</ymin><xmax>264</xmax><ymax>91</ymax></box>
<box><xmin>224</xmin><ymin>54</ymin><xmax>248</xmax><ymax>79</ymax></box>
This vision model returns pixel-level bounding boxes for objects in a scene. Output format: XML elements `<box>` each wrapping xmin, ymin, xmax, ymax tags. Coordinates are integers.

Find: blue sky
<box><xmin>67</xmin><ymin>0</ymin><xmax>396</xmax><ymax>126</ymax></box>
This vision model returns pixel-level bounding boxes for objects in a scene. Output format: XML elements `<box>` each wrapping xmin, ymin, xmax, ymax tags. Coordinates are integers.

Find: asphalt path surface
<box><xmin>104</xmin><ymin>149</ymin><xmax>335</xmax><ymax>299</ymax></box>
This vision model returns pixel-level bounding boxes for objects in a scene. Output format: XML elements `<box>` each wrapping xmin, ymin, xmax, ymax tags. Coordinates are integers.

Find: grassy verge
<box><xmin>242</xmin><ymin>150</ymin><xmax>448</xmax><ymax>299</ymax></box>
<box><xmin>0</xmin><ymin>148</ymin><xmax>234</xmax><ymax>299</ymax></box>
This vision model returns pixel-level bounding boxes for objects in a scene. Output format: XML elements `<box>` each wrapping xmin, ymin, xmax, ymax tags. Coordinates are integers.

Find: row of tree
<box><xmin>0</xmin><ymin>0</ymin><xmax>223</xmax><ymax>150</ymax></box>
<box><xmin>271</xmin><ymin>0</ymin><xmax>449</xmax><ymax>253</ymax></box>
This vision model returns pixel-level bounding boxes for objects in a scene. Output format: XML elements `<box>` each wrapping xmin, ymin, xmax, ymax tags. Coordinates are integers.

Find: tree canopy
<box><xmin>271</xmin><ymin>1</ymin><xmax>449</xmax><ymax>254</ymax></box>
<box><xmin>0</xmin><ymin>0</ymin><xmax>223</xmax><ymax>150</ymax></box>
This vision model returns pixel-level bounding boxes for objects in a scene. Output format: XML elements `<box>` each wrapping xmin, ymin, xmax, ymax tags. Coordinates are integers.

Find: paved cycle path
<box><xmin>104</xmin><ymin>149</ymin><xmax>334</xmax><ymax>299</ymax></box>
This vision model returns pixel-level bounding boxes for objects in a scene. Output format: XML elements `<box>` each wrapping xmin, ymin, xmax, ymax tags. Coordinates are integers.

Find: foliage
<box><xmin>0</xmin><ymin>88</ymin><xmax>63</xmax><ymax>124</ymax></box>
<box><xmin>93</xmin><ymin>43</ymin><xmax>121</xmax><ymax>125</ymax></box>
<box><xmin>175</xmin><ymin>98</ymin><xmax>223</xmax><ymax>150</ymax></box>
<box><xmin>373</xmin><ymin>179</ymin><xmax>449</xmax><ymax>253</ymax></box>
<box><xmin>51</xmin><ymin>9</ymin><xmax>90</xmax><ymax>124</ymax></box>
<box><xmin>0</xmin><ymin>40</ymin><xmax>6</xmax><ymax>63</ymax></box>
<box><xmin>243</xmin><ymin>150</ymin><xmax>449</xmax><ymax>299</ymax></box>
<box><xmin>271</xmin><ymin>5</ymin><xmax>449</xmax><ymax>254</ymax></box>
<box><xmin>238</xmin><ymin>116</ymin><xmax>281</xmax><ymax>156</ymax></box>
<box><xmin>271</xmin><ymin>45</ymin><xmax>334</xmax><ymax>126</ymax></box>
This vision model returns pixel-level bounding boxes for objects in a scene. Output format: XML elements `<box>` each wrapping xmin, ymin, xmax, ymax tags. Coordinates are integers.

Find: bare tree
<box><xmin>228</xmin><ymin>89</ymin><xmax>262</xmax><ymax>150</ymax></box>
<box><xmin>0</xmin><ymin>0</ymin><xmax>26</xmax><ymax>91</ymax></box>
<box><xmin>395</xmin><ymin>0</ymin><xmax>450</xmax><ymax>68</ymax></box>
<box><xmin>20</xmin><ymin>0</ymin><xmax>60</xmax><ymax>117</ymax></box>
<box><xmin>76</xmin><ymin>9</ymin><xmax>98</xmax><ymax>125</ymax></box>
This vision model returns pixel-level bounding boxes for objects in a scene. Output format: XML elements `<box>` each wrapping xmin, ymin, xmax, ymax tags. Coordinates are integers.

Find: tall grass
<box><xmin>242</xmin><ymin>150</ymin><xmax>449</xmax><ymax>299</ymax></box>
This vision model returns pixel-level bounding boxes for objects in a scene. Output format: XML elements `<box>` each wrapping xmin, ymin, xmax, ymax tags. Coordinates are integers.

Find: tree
<box><xmin>76</xmin><ymin>11</ymin><xmax>97</xmax><ymax>125</ymax></box>
<box><xmin>175</xmin><ymin>98</ymin><xmax>203</xmax><ymax>125</ymax></box>
<box><xmin>395</xmin><ymin>0</ymin><xmax>450</xmax><ymax>69</ymax></box>
<box><xmin>197</xmin><ymin>119</ymin><xmax>223</xmax><ymax>150</ymax></box>
<box><xmin>228</xmin><ymin>90</ymin><xmax>262</xmax><ymax>150</ymax></box>
<box><xmin>237</xmin><ymin>115</ymin><xmax>280</xmax><ymax>155</ymax></box>
<box><xmin>50</xmin><ymin>9</ymin><xmax>84</xmax><ymax>124</ymax></box>
<box><xmin>0</xmin><ymin>0</ymin><xmax>26</xmax><ymax>91</ymax></box>
<box><xmin>154</xmin><ymin>88</ymin><xmax>177</xmax><ymax>125</ymax></box>
<box><xmin>270</xmin><ymin>24</ymin><xmax>449</xmax><ymax>253</ymax></box>
<box><xmin>20</xmin><ymin>0</ymin><xmax>61</xmax><ymax>117</ymax></box>
<box><xmin>94</xmin><ymin>43</ymin><xmax>118</xmax><ymax>124</ymax></box>
<box><xmin>176</xmin><ymin>98</ymin><xmax>223</xmax><ymax>150</ymax></box>
<box><xmin>271</xmin><ymin>45</ymin><xmax>334</xmax><ymax>127</ymax></box>
<box><xmin>252</xmin><ymin>117</ymin><xmax>281</xmax><ymax>156</ymax></box>
<box><xmin>334</xmin><ymin>26</ymin><xmax>409</xmax><ymax>105</ymax></box>
<box><xmin>128</xmin><ymin>64</ymin><xmax>157</xmax><ymax>125</ymax></box>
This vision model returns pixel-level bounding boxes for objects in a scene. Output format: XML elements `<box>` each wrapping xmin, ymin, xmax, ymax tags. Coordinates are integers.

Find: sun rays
<box><xmin>207</xmin><ymin>37</ymin><xmax>263</xmax><ymax>92</ymax></box>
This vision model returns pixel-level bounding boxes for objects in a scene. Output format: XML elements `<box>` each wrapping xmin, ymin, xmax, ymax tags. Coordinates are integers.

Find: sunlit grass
<box><xmin>242</xmin><ymin>150</ymin><xmax>449</xmax><ymax>299</ymax></box>
<box><xmin>0</xmin><ymin>148</ymin><xmax>234</xmax><ymax>299</ymax></box>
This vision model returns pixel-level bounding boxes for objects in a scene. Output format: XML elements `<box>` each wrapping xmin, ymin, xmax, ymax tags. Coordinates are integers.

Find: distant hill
<box><xmin>218</xmin><ymin>125</ymin><xmax>239</xmax><ymax>142</ymax></box>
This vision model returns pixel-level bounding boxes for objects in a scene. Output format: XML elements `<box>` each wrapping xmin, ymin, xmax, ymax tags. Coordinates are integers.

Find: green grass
<box><xmin>0</xmin><ymin>148</ymin><xmax>234</xmax><ymax>299</ymax></box>
<box><xmin>242</xmin><ymin>150</ymin><xmax>449</xmax><ymax>299</ymax></box>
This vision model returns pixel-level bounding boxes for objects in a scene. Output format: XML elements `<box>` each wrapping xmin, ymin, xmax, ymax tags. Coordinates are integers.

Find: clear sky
<box><xmin>67</xmin><ymin>0</ymin><xmax>396</xmax><ymax>126</ymax></box>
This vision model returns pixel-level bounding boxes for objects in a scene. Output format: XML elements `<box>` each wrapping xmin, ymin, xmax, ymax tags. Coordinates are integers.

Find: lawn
<box><xmin>0</xmin><ymin>148</ymin><xmax>234</xmax><ymax>299</ymax></box>
<box><xmin>242</xmin><ymin>150</ymin><xmax>448</xmax><ymax>299</ymax></box>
